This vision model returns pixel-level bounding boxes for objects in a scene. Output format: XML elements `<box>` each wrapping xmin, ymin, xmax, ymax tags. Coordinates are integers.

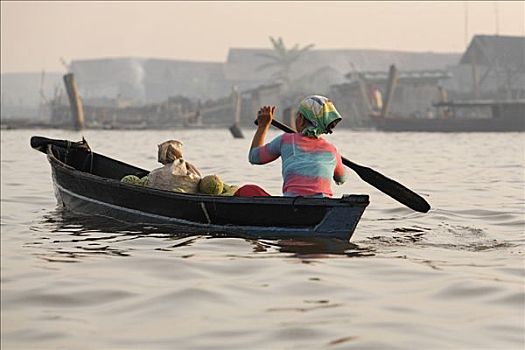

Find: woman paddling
<box><xmin>236</xmin><ymin>95</ymin><xmax>347</xmax><ymax>197</ymax></box>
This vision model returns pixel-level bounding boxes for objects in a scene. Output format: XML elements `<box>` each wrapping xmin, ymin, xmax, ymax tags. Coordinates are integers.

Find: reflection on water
<box><xmin>28</xmin><ymin>205</ymin><xmax>517</xmax><ymax>269</ymax></box>
<box><xmin>30</xmin><ymin>208</ymin><xmax>377</xmax><ymax>262</ymax></box>
<box><xmin>257</xmin><ymin>238</ymin><xmax>375</xmax><ymax>259</ymax></box>
<box><xmin>29</xmin><ymin>208</ymin><xmax>204</xmax><ymax>262</ymax></box>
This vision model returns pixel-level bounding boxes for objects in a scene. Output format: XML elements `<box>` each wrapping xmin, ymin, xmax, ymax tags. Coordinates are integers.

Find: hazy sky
<box><xmin>1</xmin><ymin>1</ymin><xmax>524</xmax><ymax>73</ymax></box>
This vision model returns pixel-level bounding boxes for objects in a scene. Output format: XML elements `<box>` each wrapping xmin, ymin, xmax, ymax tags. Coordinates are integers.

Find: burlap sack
<box><xmin>147</xmin><ymin>158</ymin><xmax>201</xmax><ymax>193</ymax></box>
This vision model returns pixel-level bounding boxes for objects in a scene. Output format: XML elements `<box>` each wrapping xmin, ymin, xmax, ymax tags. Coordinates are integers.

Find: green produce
<box><xmin>139</xmin><ymin>176</ymin><xmax>149</xmax><ymax>186</ymax></box>
<box><xmin>121</xmin><ymin>175</ymin><xmax>141</xmax><ymax>185</ymax></box>
<box><xmin>199</xmin><ymin>175</ymin><xmax>224</xmax><ymax>195</ymax></box>
<box><xmin>220</xmin><ymin>184</ymin><xmax>239</xmax><ymax>196</ymax></box>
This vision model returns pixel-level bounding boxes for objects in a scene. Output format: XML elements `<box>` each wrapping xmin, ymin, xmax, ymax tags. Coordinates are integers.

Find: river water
<box><xmin>1</xmin><ymin>129</ymin><xmax>524</xmax><ymax>349</ymax></box>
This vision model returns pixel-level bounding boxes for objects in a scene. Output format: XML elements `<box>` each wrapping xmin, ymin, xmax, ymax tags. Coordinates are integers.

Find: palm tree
<box><xmin>257</xmin><ymin>37</ymin><xmax>315</xmax><ymax>87</ymax></box>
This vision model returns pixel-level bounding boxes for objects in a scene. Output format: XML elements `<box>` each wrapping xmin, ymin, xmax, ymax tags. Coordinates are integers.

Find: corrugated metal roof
<box><xmin>348</xmin><ymin>69</ymin><xmax>452</xmax><ymax>82</ymax></box>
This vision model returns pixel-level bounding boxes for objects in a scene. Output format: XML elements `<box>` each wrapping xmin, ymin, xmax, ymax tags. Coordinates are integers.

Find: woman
<box><xmin>236</xmin><ymin>95</ymin><xmax>347</xmax><ymax>197</ymax></box>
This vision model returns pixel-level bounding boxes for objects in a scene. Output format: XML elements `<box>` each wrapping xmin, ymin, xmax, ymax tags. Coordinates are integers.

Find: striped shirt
<box><xmin>249</xmin><ymin>133</ymin><xmax>347</xmax><ymax>197</ymax></box>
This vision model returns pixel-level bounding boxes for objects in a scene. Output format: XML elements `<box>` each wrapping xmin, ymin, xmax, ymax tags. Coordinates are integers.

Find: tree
<box><xmin>257</xmin><ymin>37</ymin><xmax>315</xmax><ymax>88</ymax></box>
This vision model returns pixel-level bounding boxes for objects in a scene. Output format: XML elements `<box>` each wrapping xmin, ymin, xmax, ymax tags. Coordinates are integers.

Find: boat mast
<box><xmin>464</xmin><ymin>1</ymin><xmax>469</xmax><ymax>48</ymax></box>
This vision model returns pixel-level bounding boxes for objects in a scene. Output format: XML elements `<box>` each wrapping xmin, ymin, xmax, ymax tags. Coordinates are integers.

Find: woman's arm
<box><xmin>249</xmin><ymin>105</ymin><xmax>282</xmax><ymax>164</ymax></box>
<box><xmin>250</xmin><ymin>106</ymin><xmax>275</xmax><ymax>149</ymax></box>
<box><xmin>333</xmin><ymin>152</ymin><xmax>348</xmax><ymax>185</ymax></box>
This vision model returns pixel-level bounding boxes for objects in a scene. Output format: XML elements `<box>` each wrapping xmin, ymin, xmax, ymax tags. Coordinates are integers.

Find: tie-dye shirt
<box><xmin>249</xmin><ymin>133</ymin><xmax>347</xmax><ymax>197</ymax></box>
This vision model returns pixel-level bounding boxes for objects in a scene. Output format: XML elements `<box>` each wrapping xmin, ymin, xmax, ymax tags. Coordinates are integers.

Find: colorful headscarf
<box><xmin>297</xmin><ymin>95</ymin><xmax>342</xmax><ymax>138</ymax></box>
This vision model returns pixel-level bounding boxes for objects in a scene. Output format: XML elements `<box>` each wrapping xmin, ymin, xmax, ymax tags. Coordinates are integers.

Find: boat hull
<box><xmin>372</xmin><ymin>100</ymin><xmax>525</xmax><ymax>132</ymax></box>
<box><xmin>372</xmin><ymin>117</ymin><xmax>525</xmax><ymax>132</ymax></box>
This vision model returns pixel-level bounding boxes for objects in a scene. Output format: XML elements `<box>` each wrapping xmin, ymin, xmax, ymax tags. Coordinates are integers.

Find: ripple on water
<box><xmin>8</xmin><ymin>289</ymin><xmax>136</xmax><ymax>308</ymax></box>
<box><xmin>490</xmin><ymin>292</ymin><xmax>525</xmax><ymax>307</ymax></box>
<box><xmin>433</xmin><ymin>281</ymin><xmax>504</xmax><ymax>300</ymax></box>
<box><xmin>3</xmin><ymin>329</ymin><xmax>68</xmax><ymax>343</ymax></box>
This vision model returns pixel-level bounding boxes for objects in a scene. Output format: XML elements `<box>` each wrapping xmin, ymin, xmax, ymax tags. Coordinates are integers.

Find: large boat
<box><xmin>30</xmin><ymin>136</ymin><xmax>369</xmax><ymax>241</ymax></box>
<box><xmin>370</xmin><ymin>99</ymin><xmax>525</xmax><ymax>132</ymax></box>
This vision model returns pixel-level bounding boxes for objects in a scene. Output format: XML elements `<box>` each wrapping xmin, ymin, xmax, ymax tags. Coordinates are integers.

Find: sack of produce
<box><xmin>157</xmin><ymin>140</ymin><xmax>184</xmax><ymax>165</ymax></box>
<box><xmin>147</xmin><ymin>159</ymin><xmax>201</xmax><ymax>193</ymax></box>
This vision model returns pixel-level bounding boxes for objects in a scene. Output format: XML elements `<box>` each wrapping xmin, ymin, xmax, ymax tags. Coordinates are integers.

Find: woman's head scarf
<box><xmin>297</xmin><ymin>95</ymin><xmax>342</xmax><ymax>138</ymax></box>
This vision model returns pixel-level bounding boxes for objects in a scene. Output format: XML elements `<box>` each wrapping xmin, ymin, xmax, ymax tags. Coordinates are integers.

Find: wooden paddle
<box><xmin>256</xmin><ymin>119</ymin><xmax>431</xmax><ymax>213</ymax></box>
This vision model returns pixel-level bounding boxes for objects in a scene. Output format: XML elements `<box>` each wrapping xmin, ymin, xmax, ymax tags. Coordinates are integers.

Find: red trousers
<box><xmin>233</xmin><ymin>184</ymin><xmax>271</xmax><ymax>197</ymax></box>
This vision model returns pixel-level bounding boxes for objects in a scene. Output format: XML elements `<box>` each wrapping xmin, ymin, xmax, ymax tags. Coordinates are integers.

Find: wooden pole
<box><xmin>350</xmin><ymin>63</ymin><xmax>372</xmax><ymax>117</ymax></box>
<box><xmin>229</xmin><ymin>86</ymin><xmax>244</xmax><ymax>138</ymax></box>
<box><xmin>38</xmin><ymin>70</ymin><xmax>46</xmax><ymax>120</ymax></box>
<box><xmin>234</xmin><ymin>86</ymin><xmax>241</xmax><ymax>124</ymax></box>
<box><xmin>63</xmin><ymin>73</ymin><xmax>85</xmax><ymax>130</ymax></box>
<box><xmin>471</xmin><ymin>56</ymin><xmax>480</xmax><ymax>99</ymax></box>
<box><xmin>381</xmin><ymin>64</ymin><xmax>399</xmax><ymax>118</ymax></box>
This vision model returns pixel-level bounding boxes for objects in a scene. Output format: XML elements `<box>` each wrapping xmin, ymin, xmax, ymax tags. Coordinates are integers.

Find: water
<box><xmin>1</xmin><ymin>129</ymin><xmax>524</xmax><ymax>349</ymax></box>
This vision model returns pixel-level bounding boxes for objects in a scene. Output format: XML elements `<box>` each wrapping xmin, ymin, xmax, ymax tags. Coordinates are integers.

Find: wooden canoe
<box><xmin>31</xmin><ymin>136</ymin><xmax>369</xmax><ymax>241</ymax></box>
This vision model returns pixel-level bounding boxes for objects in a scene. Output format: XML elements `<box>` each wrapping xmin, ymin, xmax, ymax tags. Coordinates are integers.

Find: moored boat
<box><xmin>370</xmin><ymin>99</ymin><xmax>525</xmax><ymax>132</ymax></box>
<box><xmin>31</xmin><ymin>136</ymin><xmax>369</xmax><ymax>241</ymax></box>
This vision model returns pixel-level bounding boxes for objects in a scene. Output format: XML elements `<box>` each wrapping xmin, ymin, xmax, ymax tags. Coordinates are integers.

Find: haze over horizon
<box><xmin>1</xmin><ymin>1</ymin><xmax>524</xmax><ymax>74</ymax></box>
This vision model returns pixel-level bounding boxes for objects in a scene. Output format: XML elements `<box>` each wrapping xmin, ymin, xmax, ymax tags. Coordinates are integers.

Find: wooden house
<box><xmin>445</xmin><ymin>35</ymin><xmax>525</xmax><ymax>100</ymax></box>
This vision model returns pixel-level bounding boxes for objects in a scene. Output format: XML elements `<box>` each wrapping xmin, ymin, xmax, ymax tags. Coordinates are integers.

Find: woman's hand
<box><xmin>256</xmin><ymin>106</ymin><xmax>276</xmax><ymax>128</ymax></box>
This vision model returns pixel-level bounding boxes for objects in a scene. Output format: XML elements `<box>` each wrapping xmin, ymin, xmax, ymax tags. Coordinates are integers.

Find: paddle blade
<box><xmin>343</xmin><ymin>159</ymin><xmax>430</xmax><ymax>213</ymax></box>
